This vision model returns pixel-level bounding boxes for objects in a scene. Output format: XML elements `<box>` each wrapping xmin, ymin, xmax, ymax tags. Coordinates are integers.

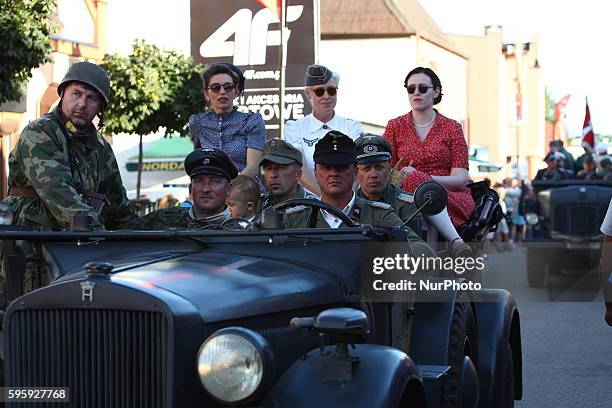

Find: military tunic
<box><xmin>283</xmin><ymin>196</ymin><xmax>434</xmax><ymax>256</ymax></box>
<box><xmin>124</xmin><ymin>206</ymin><xmax>231</xmax><ymax>230</ymax></box>
<box><xmin>356</xmin><ymin>183</ymin><xmax>420</xmax><ymax>232</ymax></box>
<box><xmin>259</xmin><ymin>184</ymin><xmax>317</xmax><ymax>212</ymax></box>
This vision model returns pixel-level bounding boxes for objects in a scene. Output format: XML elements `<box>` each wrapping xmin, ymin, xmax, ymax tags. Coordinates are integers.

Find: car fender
<box><xmin>263</xmin><ymin>344</ymin><xmax>426</xmax><ymax>408</ymax></box>
<box><xmin>409</xmin><ymin>288</ymin><xmax>460</xmax><ymax>365</ymax></box>
<box><xmin>472</xmin><ymin>289</ymin><xmax>522</xmax><ymax>405</ymax></box>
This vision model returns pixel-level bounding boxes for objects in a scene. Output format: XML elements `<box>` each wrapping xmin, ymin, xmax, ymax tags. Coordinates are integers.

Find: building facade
<box><xmin>0</xmin><ymin>0</ymin><xmax>109</xmax><ymax>199</ymax></box>
<box><xmin>449</xmin><ymin>27</ymin><xmax>545</xmax><ymax>179</ymax></box>
<box><xmin>318</xmin><ymin>0</ymin><xmax>468</xmax><ymax>135</ymax></box>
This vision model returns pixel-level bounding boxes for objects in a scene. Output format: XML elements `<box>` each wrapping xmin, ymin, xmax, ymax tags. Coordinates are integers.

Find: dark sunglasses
<box><xmin>405</xmin><ymin>84</ymin><xmax>434</xmax><ymax>94</ymax></box>
<box><xmin>312</xmin><ymin>86</ymin><xmax>338</xmax><ymax>97</ymax></box>
<box><xmin>207</xmin><ymin>83</ymin><xmax>236</xmax><ymax>94</ymax></box>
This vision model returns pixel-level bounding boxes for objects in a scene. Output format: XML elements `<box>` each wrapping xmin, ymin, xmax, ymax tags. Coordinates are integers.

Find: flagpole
<box><xmin>279</xmin><ymin>0</ymin><xmax>287</xmax><ymax>139</ymax></box>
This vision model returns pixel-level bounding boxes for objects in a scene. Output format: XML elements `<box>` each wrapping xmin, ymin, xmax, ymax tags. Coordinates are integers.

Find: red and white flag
<box><xmin>581</xmin><ymin>99</ymin><xmax>596</xmax><ymax>153</ymax></box>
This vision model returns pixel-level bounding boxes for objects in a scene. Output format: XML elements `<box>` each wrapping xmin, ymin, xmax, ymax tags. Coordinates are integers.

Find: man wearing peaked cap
<box><xmin>258</xmin><ymin>138</ymin><xmax>316</xmax><ymax>211</ymax></box>
<box><xmin>534</xmin><ymin>151</ymin><xmax>570</xmax><ymax>181</ymax></box>
<box><xmin>283</xmin><ymin>131</ymin><xmax>434</xmax><ymax>254</ymax></box>
<box><xmin>125</xmin><ymin>148</ymin><xmax>238</xmax><ymax>230</ymax></box>
<box><xmin>354</xmin><ymin>133</ymin><xmax>420</xmax><ymax>231</ymax></box>
<box><xmin>284</xmin><ymin>64</ymin><xmax>364</xmax><ymax>196</ymax></box>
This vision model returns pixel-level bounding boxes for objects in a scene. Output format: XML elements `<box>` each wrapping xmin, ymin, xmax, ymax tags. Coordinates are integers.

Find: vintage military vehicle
<box><xmin>0</xmin><ymin>184</ymin><xmax>521</xmax><ymax>407</ymax></box>
<box><xmin>525</xmin><ymin>179</ymin><xmax>612</xmax><ymax>287</ymax></box>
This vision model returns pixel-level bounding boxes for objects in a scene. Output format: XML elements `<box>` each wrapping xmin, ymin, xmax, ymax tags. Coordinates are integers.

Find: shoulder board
<box><xmin>395</xmin><ymin>192</ymin><xmax>414</xmax><ymax>203</ymax></box>
<box><xmin>365</xmin><ymin>200</ymin><xmax>392</xmax><ymax>210</ymax></box>
<box><xmin>285</xmin><ymin>205</ymin><xmax>309</xmax><ymax>215</ymax></box>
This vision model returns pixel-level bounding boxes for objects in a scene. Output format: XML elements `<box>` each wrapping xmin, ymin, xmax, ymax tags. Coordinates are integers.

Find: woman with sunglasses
<box><xmin>189</xmin><ymin>63</ymin><xmax>265</xmax><ymax>178</ymax></box>
<box><xmin>284</xmin><ymin>64</ymin><xmax>363</xmax><ymax>195</ymax></box>
<box><xmin>384</xmin><ymin>67</ymin><xmax>474</xmax><ymax>257</ymax></box>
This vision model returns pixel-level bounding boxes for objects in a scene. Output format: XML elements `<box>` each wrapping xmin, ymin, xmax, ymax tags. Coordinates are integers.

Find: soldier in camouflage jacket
<box><xmin>1</xmin><ymin>62</ymin><xmax>135</xmax><ymax>294</ymax></box>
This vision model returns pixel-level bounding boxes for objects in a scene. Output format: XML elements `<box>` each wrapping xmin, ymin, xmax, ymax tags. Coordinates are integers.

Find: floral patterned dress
<box><xmin>383</xmin><ymin>111</ymin><xmax>475</xmax><ymax>227</ymax></box>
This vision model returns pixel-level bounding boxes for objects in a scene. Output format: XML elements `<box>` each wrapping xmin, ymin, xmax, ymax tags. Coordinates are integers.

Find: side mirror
<box><xmin>413</xmin><ymin>181</ymin><xmax>448</xmax><ymax>215</ymax></box>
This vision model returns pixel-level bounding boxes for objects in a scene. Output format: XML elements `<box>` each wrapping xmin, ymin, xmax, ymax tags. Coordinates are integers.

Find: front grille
<box><xmin>6</xmin><ymin>309</ymin><xmax>168</xmax><ymax>408</ymax></box>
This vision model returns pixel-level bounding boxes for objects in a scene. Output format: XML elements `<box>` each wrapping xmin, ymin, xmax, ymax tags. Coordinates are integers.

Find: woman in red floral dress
<box><xmin>384</xmin><ymin>67</ymin><xmax>474</xmax><ymax>256</ymax></box>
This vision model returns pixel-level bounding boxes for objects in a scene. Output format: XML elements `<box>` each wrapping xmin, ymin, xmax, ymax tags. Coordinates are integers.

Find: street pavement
<box><xmin>481</xmin><ymin>244</ymin><xmax>611</xmax><ymax>407</ymax></box>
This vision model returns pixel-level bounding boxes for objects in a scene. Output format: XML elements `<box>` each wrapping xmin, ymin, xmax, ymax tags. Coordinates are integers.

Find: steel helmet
<box><xmin>57</xmin><ymin>61</ymin><xmax>111</xmax><ymax>107</ymax></box>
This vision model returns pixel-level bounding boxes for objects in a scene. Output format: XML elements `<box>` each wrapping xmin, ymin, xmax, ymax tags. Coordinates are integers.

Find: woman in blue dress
<box><xmin>189</xmin><ymin>63</ymin><xmax>265</xmax><ymax>178</ymax></box>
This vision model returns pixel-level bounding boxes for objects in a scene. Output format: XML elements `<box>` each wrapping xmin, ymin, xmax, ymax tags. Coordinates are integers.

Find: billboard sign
<box><xmin>190</xmin><ymin>0</ymin><xmax>317</xmax><ymax>138</ymax></box>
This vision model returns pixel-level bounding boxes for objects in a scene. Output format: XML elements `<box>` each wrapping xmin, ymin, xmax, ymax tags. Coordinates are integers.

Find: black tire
<box><xmin>447</xmin><ymin>291</ymin><xmax>478</xmax><ymax>407</ymax></box>
<box><xmin>526</xmin><ymin>249</ymin><xmax>546</xmax><ymax>288</ymax></box>
<box><xmin>500</xmin><ymin>342</ymin><xmax>515</xmax><ymax>408</ymax></box>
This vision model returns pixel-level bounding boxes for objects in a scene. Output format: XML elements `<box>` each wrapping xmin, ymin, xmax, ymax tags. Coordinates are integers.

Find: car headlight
<box><xmin>526</xmin><ymin>212</ymin><xmax>539</xmax><ymax>225</ymax></box>
<box><xmin>0</xmin><ymin>202</ymin><xmax>14</xmax><ymax>225</ymax></box>
<box><xmin>197</xmin><ymin>327</ymin><xmax>274</xmax><ymax>404</ymax></box>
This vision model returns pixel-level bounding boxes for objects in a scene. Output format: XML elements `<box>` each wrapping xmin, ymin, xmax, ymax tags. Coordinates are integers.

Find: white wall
<box><xmin>320</xmin><ymin>37</ymin><xmax>417</xmax><ymax>127</ymax></box>
<box><xmin>418</xmin><ymin>39</ymin><xmax>468</xmax><ymax>129</ymax></box>
<box><xmin>57</xmin><ymin>0</ymin><xmax>94</xmax><ymax>43</ymax></box>
<box><xmin>107</xmin><ymin>0</ymin><xmax>191</xmax><ymax>56</ymax></box>
<box><xmin>320</xmin><ymin>37</ymin><xmax>468</xmax><ymax>132</ymax></box>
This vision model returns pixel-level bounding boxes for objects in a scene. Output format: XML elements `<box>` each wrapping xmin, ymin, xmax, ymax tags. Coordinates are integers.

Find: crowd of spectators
<box><xmin>534</xmin><ymin>140</ymin><xmax>611</xmax><ymax>181</ymax></box>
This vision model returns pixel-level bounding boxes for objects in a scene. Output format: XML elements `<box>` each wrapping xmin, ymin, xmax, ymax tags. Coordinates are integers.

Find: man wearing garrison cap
<box><xmin>258</xmin><ymin>138</ymin><xmax>317</xmax><ymax>211</ymax></box>
<box><xmin>284</xmin><ymin>65</ymin><xmax>363</xmax><ymax>196</ymax></box>
<box><xmin>124</xmin><ymin>148</ymin><xmax>238</xmax><ymax>229</ymax></box>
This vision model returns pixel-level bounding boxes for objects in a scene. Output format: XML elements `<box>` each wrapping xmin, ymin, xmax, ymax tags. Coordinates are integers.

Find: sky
<box><xmin>419</xmin><ymin>0</ymin><xmax>612</xmax><ymax>137</ymax></box>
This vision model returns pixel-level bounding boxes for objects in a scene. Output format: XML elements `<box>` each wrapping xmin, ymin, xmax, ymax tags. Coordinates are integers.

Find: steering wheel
<box><xmin>272</xmin><ymin>198</ymin><xmax>357</xmax><ymax>228</ymax></box>
<box><xmin>220</xmin><ymin>216</ymin><xmax>252</xmax><ymax>230</ymax></box>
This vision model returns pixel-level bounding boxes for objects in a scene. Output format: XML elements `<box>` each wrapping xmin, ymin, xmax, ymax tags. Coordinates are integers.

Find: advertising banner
<box><xmin>190</xmin><ymin>0</ymin><xmax>317</xmax><ymax>138</ymax></box>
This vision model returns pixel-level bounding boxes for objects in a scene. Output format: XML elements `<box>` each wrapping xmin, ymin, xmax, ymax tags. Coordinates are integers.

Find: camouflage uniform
<box><xmin>5</xmin><ymin>108</ymin><xmax>134</xmax><ymax>230</ymax></box>
<box><xmin>123</xmin><ymin>206</ymin><xmax>231</xmax><ymax>230</ymax></box>
<box><xmin>2</xmin><ymin>107</ymin><xmax>135</xmax><ymax>292</ymax></box>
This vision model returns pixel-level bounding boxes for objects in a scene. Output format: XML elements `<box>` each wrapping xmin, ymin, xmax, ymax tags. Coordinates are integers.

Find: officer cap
<box><xmin>313</xmin><ymin>131</ymin><xmax>356</xmax><ymax>165</ymax></box>
<box><xmin>184</xmin><ymin>148</ymin><xmax>238</xmax><ymax>180</ymax></box>
<box><xmin>305</xmin><ymin>64</ymin><xmax>333</xmax><ymax>86</ymax></box>
<box><xmin>58</xmin><ymin>62</ymin><xmax>111</xmax><ymax>106</ymax></box>
<box><xmin>260</xmin><ymin>138</ymin><xmax>302</xmax><ymax>166</ymax></box>
<box><xmin>355</xmin><ymin>133</ymin><xmax>392</xmax><ymax>164</ymax></box>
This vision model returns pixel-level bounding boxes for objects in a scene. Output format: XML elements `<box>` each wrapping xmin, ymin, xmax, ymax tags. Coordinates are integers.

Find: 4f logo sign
<box><xmin>200</xmin><ymin>6</ymin><xmax>304</xmax><ymax>66</ymax></box>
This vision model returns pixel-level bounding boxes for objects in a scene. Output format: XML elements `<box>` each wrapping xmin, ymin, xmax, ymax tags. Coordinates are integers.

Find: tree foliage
<box><xmin>101</xmin><ymin>40</ymin><xmax>205</xmax><ymax>199</ymax></box>
<box><xmin>102</xmin><ymin>40</ymin><xmax>205</xmax><ymax>136</ymax></box>
<box><xmin>0</xmin><ymin>0</ymin><xmax>56</xmax><ymax>104</ymax></box>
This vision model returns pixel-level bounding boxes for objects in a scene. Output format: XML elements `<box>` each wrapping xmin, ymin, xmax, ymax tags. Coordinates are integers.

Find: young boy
<box><xmin>227</xmin><ymin>175</ymin><xmax>260</xmax><ymax>220</ymax></box>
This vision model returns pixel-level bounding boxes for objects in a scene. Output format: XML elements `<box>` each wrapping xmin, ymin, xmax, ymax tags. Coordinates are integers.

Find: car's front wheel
<box><xmin>447</xmin><ymin>291</ymin><xmax>479</xmax><ymax>407</ymax></box>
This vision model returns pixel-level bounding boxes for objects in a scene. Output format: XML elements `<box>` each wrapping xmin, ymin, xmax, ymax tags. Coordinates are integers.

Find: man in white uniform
<box><xmin>285</xmin><ymin>65</ymin><xmax>363</xmax><ymax>195</ymax></box>
<box><xmin>600</xmin><ymin>198</ymin><xmax>612</xmax><ymax>326</ymax></box>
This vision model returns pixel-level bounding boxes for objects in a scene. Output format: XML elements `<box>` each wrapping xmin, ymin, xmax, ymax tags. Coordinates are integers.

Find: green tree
<box><xmin>102</xmin><ymin>40</ymin><xmax>204</xmax><ymax>198</ymax></box>
<box><xmin>0</xmin><ymin>0</ymin><xmax>56</xmax><ymax>104</ymax></box>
